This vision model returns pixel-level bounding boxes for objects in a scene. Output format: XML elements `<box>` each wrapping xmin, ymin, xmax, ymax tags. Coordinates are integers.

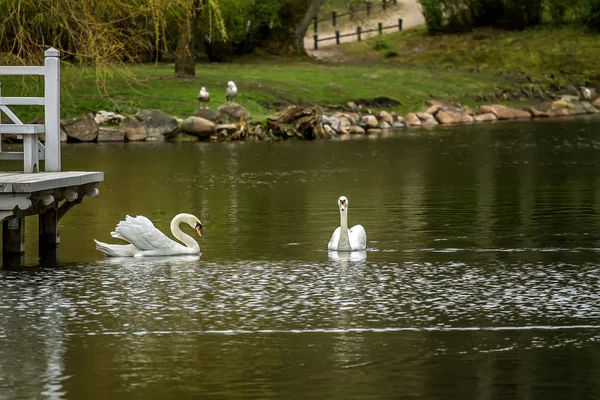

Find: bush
<box><xmin>587</xmin><ymin>0</ymin><xmax>600</xmax><ymax>31</ymax></box>
<box><xmin>418</xmin><ymin>0</ymin><xmax>444</xmax><ymax>33</ymax></box>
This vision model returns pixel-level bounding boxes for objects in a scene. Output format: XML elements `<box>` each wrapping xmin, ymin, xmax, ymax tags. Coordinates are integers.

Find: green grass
<box><xmin>0</xmin><ymin>58</ymin><xmax>516</xmax><ymax>122</ymax></box>
<box><xmin>337</xmin><ymin>25</ymin><xmax>600</xmax><ymax>85</ymax></box>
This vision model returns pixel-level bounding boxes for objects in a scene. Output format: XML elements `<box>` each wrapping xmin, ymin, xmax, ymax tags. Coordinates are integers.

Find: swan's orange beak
<box><xmin>195</xmin><ymin>222</ymin><xmax>202</xmax><ymax>237</ymax></box>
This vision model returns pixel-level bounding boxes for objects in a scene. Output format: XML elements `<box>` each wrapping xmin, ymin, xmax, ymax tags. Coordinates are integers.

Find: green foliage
<box><xmin>418</xmin><ymin>0</ymin><xmax>444</xmax><ymax>33</ymax></box>
<box><xmin>372</xmin><ymin>38</ymin><xmax>390</xmax><ymax>51</ymax></box>
<box><xmin>588</xmin><ymin>0</ymin><xmax>600</xmax><ymax>31</ymax></box>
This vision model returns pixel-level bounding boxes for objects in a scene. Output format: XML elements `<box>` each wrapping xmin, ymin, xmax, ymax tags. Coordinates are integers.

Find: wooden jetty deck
<box><xmin>0</xmin><ymin>49</ymin><xmax>103</xmax><ymax>265</ymax></box>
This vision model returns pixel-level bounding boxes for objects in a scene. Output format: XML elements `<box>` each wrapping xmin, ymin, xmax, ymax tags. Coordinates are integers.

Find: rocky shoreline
<box><xmin>6</xmin><ymin>90</ymin><xmax>600</xmax><ymax>144</ymax></box>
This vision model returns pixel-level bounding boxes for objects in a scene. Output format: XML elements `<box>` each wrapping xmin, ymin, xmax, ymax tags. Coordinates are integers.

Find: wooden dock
<box><xmin>0</xmin><ymin>49</ymin><xmax>103</xmax><ymax>265</ymax></box>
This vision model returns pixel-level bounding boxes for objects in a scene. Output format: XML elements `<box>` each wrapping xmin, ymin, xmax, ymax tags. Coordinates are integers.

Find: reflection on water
<box><xmin>2</xmin><ymin>117</ymin><xmax>600</xmax><ymax>399</ymax></box>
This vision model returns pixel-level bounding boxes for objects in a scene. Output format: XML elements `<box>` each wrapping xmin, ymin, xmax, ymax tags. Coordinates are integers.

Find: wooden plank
<box><xmin>44</xmin><ymin>49</ymin><xmax>61</xmax><ymax>172</ymax></box>
<box><xmin>39</xmin><ymin>208</ymin><xmax>59</xmax><ymax>248</ymax></box>
<box><xmin>0</xmin><ymin>124</ymin><xmax>45</xmax><ymax>134</ymax></box>
<box><xmin>0</xmin><ymin>97</ymin><xmax>45</xmax><ymax>106</ymax></box>
<box><xmin>23</xmin><ymin>134</ymin><xmax>39</xmax><ymax>173</ymax></box>
<box><xmin>2</xmin><ymin>217</ymin><xmax>25</xmax><ymax>253</ymax></box>
<box><xmin>0</xmin><ymin>171</ymin><xmax>103</xmax><ymax>193</ymax></box>
<box><xmin>0</xmin><ymin>66</ymin><xmax>45</xmax><ymax>76</ymax></box>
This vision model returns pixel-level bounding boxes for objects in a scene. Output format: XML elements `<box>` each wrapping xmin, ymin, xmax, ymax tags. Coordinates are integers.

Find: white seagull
<box><xmin>226</xmin><ymin>81</ymin><xmax>238</xmax><ymax>102</ymax></box>
<box><xmin>197</xmin><ymin>87</ymin><xmax>210</xmax><ymax>107</ymax></box>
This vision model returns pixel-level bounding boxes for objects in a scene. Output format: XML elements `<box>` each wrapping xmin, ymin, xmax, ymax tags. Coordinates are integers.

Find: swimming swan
<box><xmin>328</xmin><ymin>196</ymin><xmax>367</xmax><ymax>251</ymax></box>
<box><xmin>94</xmin><ymin>213</ymin><xmax>202</xmax><ymax>257</ymax></box>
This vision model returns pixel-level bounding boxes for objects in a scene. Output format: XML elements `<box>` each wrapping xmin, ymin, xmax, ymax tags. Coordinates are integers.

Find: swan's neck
<box><xmin>171</xmin><ymin>216</ymin><xmax>200</xmax><ymax>251</ymax></box>
<box><xmin>338</xmin><ymin>209</ymin><xmax>351</xmax><ymax>250</ymax></box>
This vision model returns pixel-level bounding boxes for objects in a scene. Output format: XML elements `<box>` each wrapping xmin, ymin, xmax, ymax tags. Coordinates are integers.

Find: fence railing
<box><xmin>0</xmin><ymin>48</ymin><xmax>61</xmax><ymax>173</ymax></box>
<box><xmin>313</xmin><ymin>18</ymin><xmax>403</xmax><ymax>50</ymax></box>
<box><xmin>314</xmin><ymin>0</ymin><xmax>401</xmax><ymax>33</ymax></box>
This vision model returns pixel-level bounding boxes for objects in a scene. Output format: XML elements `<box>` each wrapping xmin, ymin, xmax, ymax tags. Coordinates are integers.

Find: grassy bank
<box><xmin>336</xmin><ymin>25</ymin><xmax>600</xmax><ymax>85</ymax></box>
<box><xmin>0</xmin><ymin>59</ymin><xmax>515</xmax><ymax>122</ymax></box>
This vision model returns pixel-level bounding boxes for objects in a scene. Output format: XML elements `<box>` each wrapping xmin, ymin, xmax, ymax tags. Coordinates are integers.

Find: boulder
<box><xmin>349</xmin><ymin>126</ymin><xmax>365</xmax><ymax>135</ymax></box>
<box><xmin>548</xmin><ymin>108</ymin><xmax>571</xmax><ymax>117</ymax></box>
<box><xmin>61</xmin><ymin>113</ymin><xmax>99</xmax><ymax>142</ymax></box>
<box><xmin>594</xmin><ymin>98</ymin><xmax>600</xmax><ymax>108</ymax></box>
<box><xmin>339</xmin><ymin>117</ymin><xmax>351</xmax><ymax>134</ymax></box>
<box><xmin>216</xmin><ymin>124</ymin><xmax>237</xmax><ymax>133</ymax></box>
<box><xmin>377</xmin><ymin>111</ymin><xmax>394</xmax><ymax>124</ymax></box>
<box><xmin>392</xmin><ymin>121</ymin><xmax>406</xmax><ymax>129</ymax></box>
<box><xmin>424</xmin><ymin>104</ymin><xmax>442</xmax><ymax>115</ymax></box>
<box><xmin>362</xmin><ymin>115</ymin><xmax>378</xmax><ymax>128</ymax></box>
<box><xmin>405</xmin><ymin>113</ymin><xmax>421</xmax><ymax>126</ymax></box>
<box><xmin>526</xmin><ymin>108</ymin><xmax>550</xmax><ymax>118</ymax></box>
<box><xmin>135</xmin><ymin>109</ymin><xmax>179</xmax><ymax>140</ymax></box>
<box><xmin>323</xmin><ymin>124</ymin><xmax>336</xmax><ymax>135</ymax></box>
<box><xmin>94</xmin><ymin>110</ymin><xmax>125</xmax><ymax>125</ymax></box>
<box><xmin>378</xmin><ymin>120</ymin><xmax>392</xmax><ymax>129</ymax></box>
<box><xmin>582</xmin><ymin>101</ymin><xmax>600</xmax><ymax>114</ymax></box>
<box><xmin>119</xmin><ymin>117</ymin><xmax>147</xmax><ymax>141</ymax></box>
<box><xmin>217</xmin><ymin>102</ymin><xmax>251</xmax><ymax>123</ymax></box>
<box><xmin>171</xmin><ymin>133</ymin><xmax>199</xmax><ymax>143</ymax></box>
<box><xmin>426</xmin><ymin>99</ymin><xmax>455</xmax><ymax>109</ymax></box>
<box><xmin>473</xmin><ymin>113</ymin><xmax>497</xmax><ymax>122</ymax></box>
<box><xmin>98</xmin><ymin>128</ymin><xmax>125</xmax><ymax>142</ymax></box>
<box><xmin>181</xmin><ymin>116</ymin><xmax>216</xmax><ymax>139</ymax></box>
<box><xmin>436</xmin><ymin>110</ymin><xmax>474</xmax><ymax>124</ymax></box>
<box><xmin>551</xmin><ymin>99</ymin><xmax>570</xmax><ymax>110</ymax></box>
<box><xmin>329</xmin><ymin>117</ymin><xmax>341</xmax><ymax>132</ymax></box>
<box><xmin>479</xmin><ymin>105</ymin><xmax>531</xmax><ymax>120</ymax></box>
<box><xmin>347</xmin><ymin>101</ymin><xmax>359</xmax><ymax>112</ymax></box>
<box><xmin>194</xmin><ymin>107</ymin><xmax>220</xmax><ymax>122</ymax></box>
<box><xmin>417</xmin><ymin>112</ymin><xmax>438</xmax><ymax>125</ymax></box>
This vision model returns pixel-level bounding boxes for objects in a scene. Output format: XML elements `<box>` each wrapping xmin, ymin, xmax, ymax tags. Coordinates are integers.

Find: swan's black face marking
<box><xmin>195</xmin><ymin>222</ymin><xmax>203</xmax><ymax>237</ymax></box>
<box><xmin>338</xmin><ymin>197</ymin><xmax>348</xmax><ymax>212</ymax></box>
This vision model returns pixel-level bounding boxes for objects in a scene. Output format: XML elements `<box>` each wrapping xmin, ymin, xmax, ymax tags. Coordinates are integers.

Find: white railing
<box><xmin>0</xmin><ymin>48</ymin><xmax>61</xmax><ymax>173</ymax></box>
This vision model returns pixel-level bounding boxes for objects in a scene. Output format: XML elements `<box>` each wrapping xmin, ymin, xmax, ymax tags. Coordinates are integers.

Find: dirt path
<box><xmin>305</xmin><ymin>0</ymin><xmax>425</xmax><ymax>61</ymax></box>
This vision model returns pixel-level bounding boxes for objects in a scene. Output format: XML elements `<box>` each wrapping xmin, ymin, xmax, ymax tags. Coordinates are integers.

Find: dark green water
<box><xmin>2</xmin><ymin>117</ymin><xmax>600</xmax><ymax>399</ymax></box>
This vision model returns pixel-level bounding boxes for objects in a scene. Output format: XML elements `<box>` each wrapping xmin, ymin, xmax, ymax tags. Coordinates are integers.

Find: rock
<box><xmin>566</xmin><ymin>84</ymin><xmax>581</xmax><ymax>98</ymax></box>
<box><xmin>392</xmin><ymin>121</ymin><xmax>406</xmax><ymax>129</ymax></box>
<box><xmin>593</xmin><ymin>98</ymin><xmax>600</xmax><ymax>108</ymax></box>
<box><xmin>581</xmin><ymin>87</ymin><xmax>595</xmax><ymax>100</ymax></box>
<box><xmin>582</xmin><ymin>101</ymin><xmax>600</xmax><ymax>114</ymax></box>
<box><xmin>216</xmin><ymin>124</ymin><xmax>237</xmax><ymax>133</ymax></box>
<box><xmin>426</xmin><ymin>99</ymin><xmax>455</xmax><ymax>109</ymax></box>
<box><xmin>321</xmin><ymin>115</ymin><xmax>333</xmax><ymax>126</ymax></box>
<box><xmin>560</xmin><ymin>94</ymin><xmax>580</xmax><ymax>103</ymax></box>
<box><xmin>405</xmin><ymin>113</ymin><xmax>421</xmax><ymax>126</ymax></box>
<box><xmin>378</xmin><ymin>120</ymin><xmax>392</xmax><ymax>129</ymax></box>
<box><xmin>171</xmin><ymin>134</ymin><xmax>199</xmax><ymax>142</ymax></box>
<box><xmin>347</xmin><ymin>101</ymin><xmax>359</xmax><ymax>112</ymax></box>
<box><xmin>349</xmin><ymin>126</ymin><xmax>365</xmax><ymax>135</ymax></box>
<box><xmin>94</xmin><ymin>110</ymin><xmax>125</xmax><ymax>125</ymax></box>
<box><xmin>330</xmin><ymin>117</ymin><xmax>341</xmax><ymax>132</ymax></box>
<box><xmin>98</xmin><ymin>128</ymin><xmax>125</xmax><ymax>142</ymax></box>
<box><xmin>395</xmin><ymin>116</ymin><xmax>406</xmax><ymax>124</ymax></box>
<box><xmin>217</xmin><ymin>102</ymin><xmax>251</xmax><ymax>123</ymax></box>
<box><xmin>435</xmin><ymin>110</ymin><xmax>474</xmax><ymax>124</ymax></box>
<box><xmin>473</xmin><ymin>113</ymin><xmax>497</xmax><ymax>122</ymax></box>
<box><xmin>362</xmin><ymin>115</ymin><xmax>378</xmax><ymax>128</ymax></box>
<box><xmin>119</xmin><ymin>117</ymin><xmax>147</xmax><ymax>141</ymax></box>
<box><xmin>339</xmin><ymin>117</ymin><xmax>351</xmax><ymax>134</ymax></box>
<box><xmin>551</xmin><ymin>99</ymin><xmax>570</xmax><ymax>110</ymax></box>
<box><xmin>424</xmin><ymin>104</ymin><xmax>442</xmax><ymax>115</ymax></box>
<box><xmin>61</xmin><ymin>113</ymin><xmax>99</xmax><ymax>142</ymax></box>
<box><xmin>323</xmin><ymin>124</ymin><xmax>335</xmax><ymax>135</ymax></box>
<box><xmin>135</xmin><ymin>109</ymin><xmax>179</xmax><ymax>140</ymax></box>
<box><xmin>60</xmin><ymin>128</ymin><xmax>68</xmax><ymax>142</ymax></box>
<box><xmin>366</xmin><ymin>128</ymin><xmax>383</xmax><ymax>135</ymax></box>
<box><xmin>181</xmin><ymin>116</ymin><xmax>216</xmax><ymax>139</ymax></box>
<box><xmin>194</xmin><ymin>107</ymin><xmax>220</xmax><ymax>123</ymax></box>
<box><xmin>377</xmin><ymin>111</ymin><xmax>394</xmax><ymax>124</ymax></box>
<box><xmin>548</xmin><ymin>108</ymin><xmax>571</xmax><ymax>117</ymax></box>
<box><xmin>210</xmin><ymin>131</ymin><xmax>230</xmax><ymax>141</ymax></box>
<box><xmin>417</xmin><ymin>112</ymin><xmax>438</xmax><ymax>125</ymax></box>
<box><xmin>526</xmin><ymin>108</ymin><xmax>550</xmax><ymax>118</ymax></box>
<box><xmin>480</xmin><ymin>105</ymin><xmax>531</xmax><ymax>120</ymax></box>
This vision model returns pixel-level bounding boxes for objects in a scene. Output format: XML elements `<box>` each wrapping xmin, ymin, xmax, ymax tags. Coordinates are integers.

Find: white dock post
<box><xmin>44</xmin><ymin>48</ymin><xmax>61</xmax><ymax>172</ymax></box>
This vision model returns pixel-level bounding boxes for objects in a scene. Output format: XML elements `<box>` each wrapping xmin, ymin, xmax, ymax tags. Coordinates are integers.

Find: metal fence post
<box><xmin>398</xmin><ymin>18</ymin><xmax>403</xmax><ymax>31</ymax></box>
<box><xmin>336</xmin><ymin>30</ymin><xmax>340</xmax><ymax>44</ymax></box>
<box><xmin>378</xmin><ymin>22</ymin><xmax>383</xmax><ymax>35</ymax></box>
<box><xmin>44</xmin><ymin>47</ymin><xmax>61</xmax><ymax>172</ymax></box>
<box><xmin>314</xmin><ymin>34</ymin><xmax>318</xmax><ymax>50</ymax></box>
<box><xmin>332</xmin><ymin>10</ymin><xmax>337</xmax><ymax>27</ymax></box>
<box><xmin>357</xmin><ymin>26</ymin><xmax>362</xmax><ymax>41</ymax></box>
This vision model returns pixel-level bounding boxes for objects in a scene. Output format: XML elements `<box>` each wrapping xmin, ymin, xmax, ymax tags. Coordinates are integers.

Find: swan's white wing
<box><xmin>328</xmin><ymin>227</ymin><xmax>341</xmax><ymax>251</ymax></box>
<box><xmin>111</xmin><ymin>215</ymin><xmax>179</xmax><ymax>251</ymax></box>
<box><xmin>349</xmin><ymin>224</ymin><xmax>367</xmax><ymax>250</ymax></box>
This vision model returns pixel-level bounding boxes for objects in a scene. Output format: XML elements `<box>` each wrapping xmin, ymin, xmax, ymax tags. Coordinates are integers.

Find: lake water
<box><xmin>2</xmin><ymin>117</ymin><xmax>600</xmax><ymax>399</ymax></box>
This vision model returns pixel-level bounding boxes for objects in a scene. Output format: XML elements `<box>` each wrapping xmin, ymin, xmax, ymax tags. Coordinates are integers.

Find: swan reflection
<box><xmin>328</xmin><ymin>250</ymin><xmax>367</xmax><ymax>264</ymax></box>
<box><xmin>98</xmin><ymin>254</ymin><xmax>201</xmax><ymax>268</ymax></box>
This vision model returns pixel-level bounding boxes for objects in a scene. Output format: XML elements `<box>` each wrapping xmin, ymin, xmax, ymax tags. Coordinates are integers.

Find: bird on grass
<box><xmin>197</xmin><ymin>87</ymin><xmax>210</xmax><ymax>107</ymax></box>
<box><xmin>226</xmin><ymin>81</ymin><xmax>238</xmax><ymax>102</ymax></box>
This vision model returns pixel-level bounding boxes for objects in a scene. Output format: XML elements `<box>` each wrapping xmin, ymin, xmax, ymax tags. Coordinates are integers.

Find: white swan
<box><xmin>328</xmin><ymin>196</ymin><xmax>367</xmax><ymax>251</ymax></box>
<box><xmin>94</xmin><ymin>213</ymin><xmax>202</xmax><ymax>257</ymax></box>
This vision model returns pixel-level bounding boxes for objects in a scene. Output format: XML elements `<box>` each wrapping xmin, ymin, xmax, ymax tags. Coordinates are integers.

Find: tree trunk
<box><xmin>175</xmin><ymin>0</ymin><xmax>203</xmax><ymax>78</ymax></box>
<box><xmin>294</xmin><ymin>0</ymin><xmax>325</xmax><ymax>53</ymax></box>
